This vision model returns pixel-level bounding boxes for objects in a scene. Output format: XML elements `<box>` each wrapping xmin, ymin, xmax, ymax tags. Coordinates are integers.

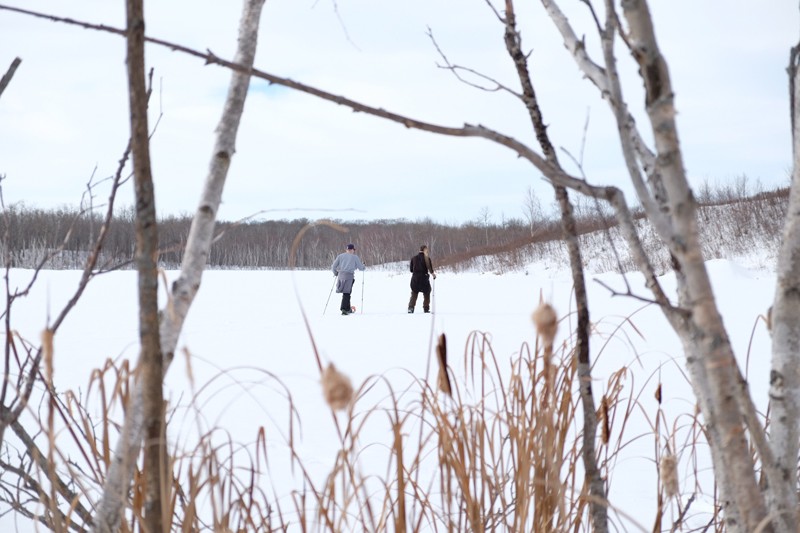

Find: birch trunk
<box><xmin>545</xmin><ymin>0</ymin><xmax>793</xmax><ymax>529</ymax></box>
<box><xmin>621</xmin><ymin>2</ymin><xmax>776</xmax><ymax>530</ymax></box>
<box><xmin>123</xmin><ymin>0</ymin><xmax>166</xmax><ymax>531</ymax></box>
<box><xmin>92</xmin><ymin>1</ymin><xmax>265</xmax><ymax>530</ymax></box>
<box><xmin>766</xmin><ymin>43</ymin><xmax>800</xmax><ymax>526</ymax></box>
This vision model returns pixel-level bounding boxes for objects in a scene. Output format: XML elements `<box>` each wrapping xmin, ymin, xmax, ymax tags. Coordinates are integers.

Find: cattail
<box><xmin>600</xmin><ymin>395</ymin><xmax>610</xmax><ymax>445</ymax></box>
<box><xmin>532</xmin><ymin>303</ymin><xmax>558</xmax><ymax>350</ymax></box>
<box><xmin>321</xmin><ymin>363</ymin><xmax>353</xmax><ymax>411</ymax></box>
<box><xmin>436</xmin><ymin>333</ymin><xmax>451</xmax><ymax>396</ymax></box>
<box><xmin>654</xmin><ymin>383</ymin><xmax>662</xmax><ymax>404</ymax></box>
<box><xmin>41</xmin><ymin>328</ymin><xmax>54</xmax><ymax>385</ymax></box>
<box><xmin>660</xmin><ymin>453</ymin><xmax>679</xmax><ymax>498</ymax></box>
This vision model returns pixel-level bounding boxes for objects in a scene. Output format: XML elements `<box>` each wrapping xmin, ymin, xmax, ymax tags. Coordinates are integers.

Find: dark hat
<box><xmin>346</xmin><ymin>243</ymin><xmax>356</xmax><ymax>250</ymax></box>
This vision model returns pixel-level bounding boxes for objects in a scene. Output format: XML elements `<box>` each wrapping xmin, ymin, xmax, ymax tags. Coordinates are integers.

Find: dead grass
<box><xmin>456</xmin><ymin>180</ymin><xmax>787</xmax><ymax>276</ymax></box>
<box><xmin>0</xmin><ymin>299</ymin><xmax>741</xmax><ymax>532</ymax></box>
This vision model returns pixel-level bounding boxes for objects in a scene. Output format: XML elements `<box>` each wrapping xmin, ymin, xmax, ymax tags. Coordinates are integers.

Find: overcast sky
<box><xmin>1</xmin><ymin>1</ymin><xmax>797</xmax><ymax>225</ymax></box>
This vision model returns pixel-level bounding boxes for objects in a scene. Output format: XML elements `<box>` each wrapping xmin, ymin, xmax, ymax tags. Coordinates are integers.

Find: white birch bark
<box><xmin>621</xmin><ymin>2</ymin><xmax>782</xmax><ymax>531</ymax></box>
<box><xmin>543</xmin><ymin>0</ymin><xmax>791</xmax><ymax>530</ymax></box>
<box><xmin>766</xmin><ymin>43</ymin><xmax>800</xmax><ymax>527</ymax></box>
<box><xmin>91</xmin><ymin>1</ymin><xmax>265</xmax><ymax>530</ymax></box>
<box><xmin>541</xmin><ymin>0</ymin><xmax>666</xmax><ymax>234</ymax></box>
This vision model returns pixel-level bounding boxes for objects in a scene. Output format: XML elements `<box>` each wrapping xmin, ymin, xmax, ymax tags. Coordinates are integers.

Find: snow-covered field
<box><xmin>1</xmin><ymin>258</ymin><xmax>776</xmax><ymax>531</ymax></box>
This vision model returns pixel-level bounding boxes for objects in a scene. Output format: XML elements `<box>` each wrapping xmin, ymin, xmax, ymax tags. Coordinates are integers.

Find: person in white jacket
<box><xmin>331</xmin><ymin>243</ymin><xmax>366</xmax><ymax>315</ymax></box>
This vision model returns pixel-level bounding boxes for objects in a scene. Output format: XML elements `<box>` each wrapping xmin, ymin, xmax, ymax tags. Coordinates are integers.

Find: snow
<box><xmin>0</xmin><ymin>257</ymin><xmax>777</xmax><ymax>531</ymax></box>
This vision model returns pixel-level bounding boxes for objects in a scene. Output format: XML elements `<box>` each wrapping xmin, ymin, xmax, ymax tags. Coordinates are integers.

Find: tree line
<box><xmin>0</xmin><ymin>203</ymin><xmax>576</xmax><ymax>270</ymax></box>
<box><xmin>0</xmin><ymin>184</ymin><xmax>786</xmax><ymax>273</ymax></box>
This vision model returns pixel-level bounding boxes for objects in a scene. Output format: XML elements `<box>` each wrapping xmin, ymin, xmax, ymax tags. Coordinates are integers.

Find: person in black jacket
<box><xmin>408</xmin><ymin>245</ymin><xmax>436</xmax><ymax>313</ymax></box>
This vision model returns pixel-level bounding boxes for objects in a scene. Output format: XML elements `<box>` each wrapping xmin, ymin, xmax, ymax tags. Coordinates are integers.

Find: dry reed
<box><xmin>2</xmin><ymin>307</ymin><xmax>734</xmax><ymax>532</ymax></box>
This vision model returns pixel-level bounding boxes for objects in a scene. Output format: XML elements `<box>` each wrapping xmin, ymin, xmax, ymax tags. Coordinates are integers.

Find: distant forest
<box><xmin>0</xmin><ymin>203</ymin><xmax>569</xmax><ymax>271</ymax></box>
<box><xmin>0</xmin><ymin>179</ymin><xmax>786</xmax><ymax>271</ymax></box>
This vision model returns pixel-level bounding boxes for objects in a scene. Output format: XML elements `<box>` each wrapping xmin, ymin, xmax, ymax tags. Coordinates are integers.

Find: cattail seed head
<box><xmin>766</xmin><ymin>305</ymin><xmax>773</xmax><ymax>333</ymax></box>
<box><xmin>436</xmin><ymin>333</ymin><xmax>451</xmax><ymax>396</ymax></box>
<box><xmin>600</xmin><ymin>396</ymin><xmax>610</xmax><ymax>445</ymax></box>
<box><xmin>321</xmin><ymin>363</ymin><xmax>353</xmax><ymax>411</ymax></box>
<box><xmin>660</xmin><ymin>453</ymin><xmax>679</xmax><ymax>498</ymax></box>
<box><xmin>532</xmin><ymin>303</ymin><xmax>558</xmax><ymax>349</ymax></box>
<box><xmin>41</xmin><ymin>328</ymin><xmax>54</xmax><ymax>384</ymax></box>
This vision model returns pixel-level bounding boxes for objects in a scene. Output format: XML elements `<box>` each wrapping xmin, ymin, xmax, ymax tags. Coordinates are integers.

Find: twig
<box><xmin>0</xmin><ymin>57</ymin><xmax>21</xmax><ymax>99</ymax></box>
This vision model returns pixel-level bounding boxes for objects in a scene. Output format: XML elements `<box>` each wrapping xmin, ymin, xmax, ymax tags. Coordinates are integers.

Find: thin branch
<box><xmin>9</xmin><ymin>418</ymin><xmax>94</xmax><ymax>527</ymax></box>
<box><xmin>427</xmin><ymin>27</ymin><xmax>519</xmax><ymax>96</ymax></box>
<box><xmin>0</xmin><ymin>65</ymin><xmax>142</xmax><ymax>447</ymax></box>
<box><xmin>0</xmin><ymin>57</ymin><xmax>21</xmax><ymax>99</ymax></box>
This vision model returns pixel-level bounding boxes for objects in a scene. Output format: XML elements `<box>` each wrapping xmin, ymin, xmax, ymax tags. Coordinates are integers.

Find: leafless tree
<box><xmin>538</xmin><ymin>1</ymin><xmax>797</xmax><ymax>530</ymax></box>
<box><xmin>478</xmin><ymin>206</ymin><xmax>491</xmax><ymax>246</ymax></box>
<box><xmin>94</xmin><ymin>0</ymin><xmax>267</xmax><ymax>531</ymax></box>
<box><xmin>522</xmin><ymin>185</ymin><xmax>544</xmax><ymax>237</ymax></box>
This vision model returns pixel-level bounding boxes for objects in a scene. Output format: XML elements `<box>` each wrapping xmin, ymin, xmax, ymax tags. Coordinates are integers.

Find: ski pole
<box><xmin>323</xmin><ymin>276</ymin><xmax>336</xmax><ymax>315</ymax></box>
<box><xmin>360</xmin><ymin>270</ymin><xmax>365</xmax><ymax>314</ymax></box>
<box><xmin>431</xmin><ymin>275</ymin><xmax>436</xmax><ymax>314</ymax></box>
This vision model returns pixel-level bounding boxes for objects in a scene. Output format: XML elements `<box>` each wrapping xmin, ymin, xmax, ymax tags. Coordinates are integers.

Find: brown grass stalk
<box><xmin>1</xmin><ymin>299</ymin><xmax>726</xmax><ymax>532</ymax></box>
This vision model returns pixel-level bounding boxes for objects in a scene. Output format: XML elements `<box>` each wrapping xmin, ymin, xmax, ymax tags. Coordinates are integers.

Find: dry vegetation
<box><xmin>449</xmin><ymin>183</ymin><xmax>788</xmax><ymax>275</ymax></box>
<box><xmin>0</xmin><ymin>300</ymin><xmax>724</xmax><ymax>532</ymax></box>
<box><xmin>0</xmin><ymin>179</ymin><xmax>787</xmax><ymax>275</ymax></box>
<box><xmin>0</xmin><ymin>182</ymin><xmax>783</xmax><ymax>531</ymax></box>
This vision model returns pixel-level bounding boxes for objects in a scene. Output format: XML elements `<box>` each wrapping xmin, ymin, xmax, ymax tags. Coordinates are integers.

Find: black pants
<box><xmin>408</xmin><ymin>290</ymin><xmax>430</xmax><ymax>312</ymax></box>
<box><xmin>340</xmin><ymin>292</ymin><xmax>352</xmax><ymax>311</ymax></box>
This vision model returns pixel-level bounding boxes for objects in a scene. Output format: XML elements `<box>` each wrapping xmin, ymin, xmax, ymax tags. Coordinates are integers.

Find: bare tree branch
<box><xmin>8</xmin><ymin>418</ymin><xmax>94</xmax><ymax>527</ymax></box>
<box><xmin>427</xmin><ymin>27</ymin><xmax>519</xmax><ymax>96</ymax></box>
<box><xmin>0</xmin><ymin>4</ymin><xmax>582</xmax><ymax>182</ymax></box>
<box><xmin>0</xmin><ymin>57</ymin><xmax>21</xmax><ymax>99</ymax></box>
<box><xmin>0</xmin><ymin>149</ymin><xmax>130</xmax><ymax>446</ymax></box>
<box><xmin>541</xmin><ymin>0</ymin><xmax>662</xmax><ymax>227</ymax></box>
